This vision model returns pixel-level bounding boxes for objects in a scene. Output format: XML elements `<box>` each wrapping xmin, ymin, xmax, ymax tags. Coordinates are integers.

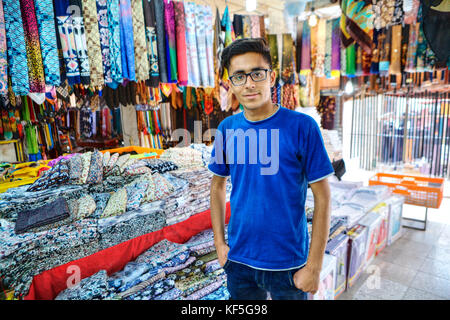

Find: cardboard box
<box><xmin>326</xmin><ymin>233</ymin><xmax>349</xmax><ymax>299</ymax></box>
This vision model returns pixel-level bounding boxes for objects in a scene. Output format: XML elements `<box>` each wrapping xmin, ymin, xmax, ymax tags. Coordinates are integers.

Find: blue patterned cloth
<box><xmin>107</xmin><ymin>0</ymin><xmax>122</xmax><ymax>88</ymax></box>
<box><xmin>119</xmin><ymin>0</ymin><xmax>135</xmax><ymax>81</ymax></box>
<box><xmin>55</xmin><ymin>270</ymin><xmax>111</xmax><ymax>300</ymax></box>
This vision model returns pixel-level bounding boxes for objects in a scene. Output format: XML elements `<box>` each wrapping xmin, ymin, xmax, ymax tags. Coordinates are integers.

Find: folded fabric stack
<box><xmin>341</xmin><ymin>185</ymin><xmax>390</xmax><ymax>213</ymax></box>
<box><xmin>163</xmin><ymin>167</ymin><xmax>232</xmax><ymax>225</ymax></box>
<box><xmin>55</xmin><ymin>228</ymin><xmax>230</xmax><ymax>301</ymax></box>
<box><xmin>0</xmin><ymin>218</ymin><xmax>99</xmax><ymax>298</ymax></box>
<box><xmin>140</xmin><ymin>158</ymin><xmax>179</xmax><ymax>174</ymax></box>
<box><xmin>159</xmin><ymin>147</ymin><xmax>204</xmax><ymax>169</ymax></box>
<box><xmin>189</xmin><ymin>143</ymin><xmax>213</xmax><ymax>167</ymax></box>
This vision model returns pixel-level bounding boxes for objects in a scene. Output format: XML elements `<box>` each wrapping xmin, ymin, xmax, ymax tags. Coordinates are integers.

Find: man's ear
<box><xmin>270</xmin><ymin>70</ymin><xmax>277</xmax><ymax>87</ymax></box>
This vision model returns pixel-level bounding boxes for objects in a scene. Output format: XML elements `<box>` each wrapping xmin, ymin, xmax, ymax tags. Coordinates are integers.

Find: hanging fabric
<box><xmin>403</xmin><ymin>0</ymin><xmax>420</xmax><ymax>24</ymax></box>
<box><xmin>154</xmin><ymin>0</ymin><xmax>168</xmax><ymax>83</ymax></box>
<box><xmin>143</xmin><ymin>0</ymin><xmax>160</xmax><ymax>87</ymax></box>
<box><xmin>107</xmin><ymin>0</ymin><xmax>123</xmax><ymax>88</ymax></box>
<box><xmin>0</xmin><ymin>0</ymin><xmax>7</xmax><ymax>96</ymax></box>
<box><xmin>312</xmin><ymin>19</ymin><xmax>326</xmax><ymax>78</ymax></box>
<box><xmin>389</xmin><ymin>24</ymin><xmax>402</xmax><ymax>74</ymax></box>
<box><xmin>340</xmin><ymin>46</ymin><xmax>347</xmax><ymax>76</ymax></box>
<box><xmin>3</xmin><ymin>0</ymin><xmax>30</xmax><ymax>95</ymax></box>
<box><xmin>173</xmin><ymin>1</ymin><xmax>187</xmax><ymax>86</ymax></box>
<box><xmin>400</xmin><ymin>24</ymin><xmax>410</xmax><ymax>72</ymax></box>
<box><xmin>34</xmin><ymin>0</ymin><xmax>61</xmax><ymax>87</ymax></box>
<box><xmin>131</xmin><ymin>0</ymin><xmax>150</xmax><ymax>82</ymax></box>
<box><xmin>259</xmin><ymin>16</ymin><xmax>266</xmax><ymax>40</ymax></box>
<box><xmin>221</xmin><ymin>5</ymin><xmax>233</xmax><ymax>81</ymax></box>
<box><xmin>340</xmin><ymin>0</ymin><xmax>374</xmax><ymax>54</ymax></box>
<box><xmin>379</xmin><ymin>27</ymin><xmax>392</xmax><ymax>75</ymax></box>
<box><xmin>233</xmin><ymin>14</ymin><xmax>243</xmax><ymax>39</ymax></box>
<box><xmin>281</xmin><ymin>34</ymin><xmax>295</xmax><ymax>84</ymax></box>
<box><xmin>370</xmin><ymin>28</ymin><xmax>381</xmax><ymax>74</ymax></box>
<box><xmin>331</xmin><ymin>18</ymin><xmax>341</xmax><ymax>78</ymax></box>
<box><xmin>250</xmin><ymin>15</ymin><xmax>261</xmax><ymax>38</ymax></box>
<box><xmin>195</xmin><ymin>4</ymin><xmax>208</xmax><ymax>87</ymax></box>
<box><xmin>83</xmin><ymin>0</ymin><xmax>103</xmax><ymax>87</ymax></box>
<box><xmin>243</xmin><ymin>15</ymin><xmax>251</xmax><ymax>38</ymax></box>
<box><xmin>54</xmin><ymin>0</ymin><xmax>81</xmax><ymax>86</ymax></box>
<box><xmin>163</xmin><ymin>0</ymin><xmax>178</xmax><ymax>83</ymax></box>
<box><xmin>184</xmin><ymin>1</ymin><xmax>200</xmax><ymax>87</ymax></box>
<box><xmin>96</xmin><ymin>0</ymin><xmax>112</xmax><ymax>86</ymax></box>
<box><xmin>267</xmin><ymin>34</ymin><xmax>280</xmax><ymax>81</ymax></box>
<box><xmin>324</xmin><ymin>20</ymin><xmax>332</xmax><ymax>78</ymax></box>
<box><xmin>299</xmin><ymin>23</ymin><xmax>311</xmax><ymax>75</ymax></box>
<box><xmin>119</xmin><ymin>0</ymin><xmax>136</xmax><ymax>82</ymax></box>
<box><xmin>70</xmin><ymin>0</ymin><xmax>90</xmax><ymax>85</ymax></box>
<box><xmin>405</xmin><ymin>23</ymin><xmax>418</xmax><ymax>72</ymax></box>
<box><xmin>346</xmin><ymin>44</ymin><xmax>356</xmax><ymax>77</ymax></box>
<box><xmin>204</xmin><ymin>6</ymin><xmax>215</xmax><ymax>88</ymax></box>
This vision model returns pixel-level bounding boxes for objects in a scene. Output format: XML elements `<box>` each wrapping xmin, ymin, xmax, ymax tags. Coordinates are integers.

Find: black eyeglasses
<box><xmin>228</xmin><ymin>69</ymin><xmax>271</xmax><ymax>86</ymax></box>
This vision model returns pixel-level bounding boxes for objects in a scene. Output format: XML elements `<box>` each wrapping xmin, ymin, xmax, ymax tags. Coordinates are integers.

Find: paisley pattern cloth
<box><xmin>86</xmin><ymin>150</ymin><xmax>103</xmax><ymax>185</ymax></box>
<box><xmin>34</xmin><ymin>0</ymin><xmax>61</xmax><ymax>86</ymax></box>
<box><xmin>81</xmin><ymin>0</ymin><xmax>103</xmax><ymax>87</ymax></box>
<box><xmin>70</xmin><ymin>0</ymin><xmax>91</xmax><ymax>85</ymax></box>
<box><xmin>3</xmin><ymin>0</ymin><xmax>30</xmax><ymax>95</ymax></box>
<box><xmin>119</xmin><ymin>0</ymin><xmax>136</xmax><ymax>81</ymax></box>
<box><xmin>107</xmin><ymin>0</ymin><xmax>123</xmax><ymax>88</ymax></box>
<box><xmin>55</xmin><ymin>270</ymin><xmax>111</xmax><ymax>300</ymax></box>
<box><xmin>173</xmin><ymin>1</ymin><xmax>187</xmax><ymax>86</ymax></box>
<box><xmin>143</xmin><ymin>0</ymin><xmax>160</xmax><ymax>87</ymax></box>
<box><xmin>0</xmin><ymin>0</ymin><xmax>8</xmax><ymax>95</ymax></box>
<box><xmin>131</xmin><ymin>0</ymin><xmax>150</xmax><ymax>82</ymax></box>
<box><xmin>96</xmin><ymin>0</ymin><xmax>112</xmax><ymax>85</ymax></box>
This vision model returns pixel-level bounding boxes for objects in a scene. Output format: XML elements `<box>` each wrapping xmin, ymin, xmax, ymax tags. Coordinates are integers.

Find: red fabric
<box><xmin>24</xmin><ymin>202</ymin><xmax>231</xmax><ymax>300</ymax></box>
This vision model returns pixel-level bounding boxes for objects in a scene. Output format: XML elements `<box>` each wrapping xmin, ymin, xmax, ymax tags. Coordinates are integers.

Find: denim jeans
<box><xmin>223</xmin><ymin>260</ymin><xmax>308</xmax><ymax>300</ymax></box>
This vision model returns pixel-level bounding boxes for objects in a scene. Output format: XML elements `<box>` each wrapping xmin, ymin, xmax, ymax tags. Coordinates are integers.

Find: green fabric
<box><xmin>346</xmin><ymin>44</ymin><xmax>356</xmax><ymax>76</ymax></box>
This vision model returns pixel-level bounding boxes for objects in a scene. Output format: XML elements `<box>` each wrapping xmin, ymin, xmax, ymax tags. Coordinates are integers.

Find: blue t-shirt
<box><xmin>208</xmin><ymin>106</ymin><xmax>334</xmax><ymax>270</ymax></box>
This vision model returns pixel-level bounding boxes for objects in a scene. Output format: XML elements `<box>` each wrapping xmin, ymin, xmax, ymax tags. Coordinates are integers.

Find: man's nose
<box><xmin>244</xmin><ymin>75</ymin><xmax>257</xmax><ymax>89</ymax></box>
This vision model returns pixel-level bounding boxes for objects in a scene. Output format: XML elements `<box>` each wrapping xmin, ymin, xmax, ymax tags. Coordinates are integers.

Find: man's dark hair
<box><xmin>221</xmin><ymin>38</ymin><xmax>272</xmax><ymax>77</ymax></box>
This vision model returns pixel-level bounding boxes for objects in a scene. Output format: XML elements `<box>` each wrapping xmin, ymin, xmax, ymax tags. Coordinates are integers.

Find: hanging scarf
<box><xmin>163</xmin><ymin>0</ymin><xmax>177</xmax><ymax>83</ymax></box>
<box><xmin>0</xmin><ymin>0</ymin><xmax>7</xmax><ymax>95</ymax></box>
<box><xmin>403</xmin><ymin>0</ymin><xmax>420</xmax><ymax>24</ymax></box>
<box><xmin>340</xmin><ymin>0</ymin><xmax>374</xmax><ymax>53</ymax></box>
<box><xmin>392</xmin><ymin>0</ymin><xmax>404</xmax><ymax>26</ymax></box>
<box><xmin>204</xmin><ymin>5</ymin><xmax>215</xmax><ymax>88</ymax></box>
<box><xmin>82</xmin><ymin>0</ymin><xmax>103</xmax><ymax>87</ymax></box>
<box><xmin>260</xmin><ymin>16</ymin><xmax>266</xmax><ymax>40</ymax></box>
<box><xmin>295</xmin><ymin>19</ymin><xmax>303</xmax><ymax>74</ymax></box>
<box><xmin>324</xmin><ymin>20</ymin><xmax>332</xmax><ymax>78</ymax></box>
<box><xmin>143</xmin><ymin>0</ymin><xmax>160</xmax><ymax>87</ymax></box>
<box><xmin>281</xmin><ymin>33</ymin><xmax>295</xmax><ymax>84</ymax></box>
<box><xmin>362</xmin><ymin>44</ymin><xmax>372</xmax><ymax>75</ymax></box>
<box><xmin>355</xmin><ymin>44</ymin><xmax>363</xmax><ymax>75</ymax></box>
<box><xmin>312</xmin><ymin>19</ymin><xmax>326</xmax><ymax>77</ymax></box>
<box><xmin>300</xmin><ymin>22</ymin><xmax>311</xmax><ymax>74</ymax></box>
<box><xmin>340</xmin><ymin>46</ymin><xmax>347</xmax><ymax>76</ymax></box>
<box><xmin>220</xmin><ymin>5</ymin><xmax>233</xmax><ymax>81</ymax></box>
<box><xmin>267</xmin><ymin>34</ymin><xmax>279</xmax><ymax>83</ymax></box>
<box><xmin>401</xmin><ymin>24</ymin><xmax>410</xmax><ymax>72</ymax></box>
<box><xmin>34</xmin><ymin>0</ymin><xmax>61</xmax><ymax>87</ymax></box>
<box><xmin>173</xmin><ymin>1</ymin><xmax>187</xmax><ymax>86</ymax></box>
<box><xmin>55</xmin><ymin>0</ymin><xmax>80</xmax><ymax>85</ymax></box>
<box><xmin>71</xmin><ymin>0</ymin><xmax>91</xmax><ymax>85</ymax></box>
<box><xmin>195</xmin><ymin>4</ymin><xmax>208</xmax><ymax>87</ymax></box>
<box><xmin>373</xmin><ymin>0</ymin><xmax>395</xmax><ymax>30</ymax></box>
<box><xmin>184</xmin><ymin>1</ymin><xmax>200</xmax><ymax>87</ymax></box>
<box><xmin>250</xmin><ymin>15</ymin><xmax>261</xmax><ymax>38</ymax></box>
<box><xmin>107</xmin><ymin>0</ymin><xmax>123</xmax><ymax>89</ymax></box>
<box><xmin>132</xmin><ymin>0</ymin><xmax>150</xmax><ymax>82</ymax></box>
<box><xmin>379</xmin><ymin>27</ymin><xmax>391</xmax><ymax>75</ymax></box>
<box><xmin>119</xmin><ymin>0</ymin><xmax>136</xmax><ymax>81</ymax></box>
<box><xmin>346</xmin><ymin>44</ymin><xmax>356</xmax><ymax>77</ymax></box>
<box><xmin>233</xmin><ymin>14</ymin><xmax>243</xmax><ymax>38</ymax></box>
<box><xmin>370</xmin><ymin>28</ymin><xmax>381</xmax><ymax>74</ymax></box>
<box><xmin>243</xmin><ymin>15</ymin><xmax>251</xmax><ymax>38</ymax></box>
<box><xmin>331</xmin><ymin>18</ymin><xmax>341</xmax><ymax>78</ymax></box>
<box><xmin>405</xmin><ymin>23</ymin><xmax>419</xmax><ymax>72</ymax></box>
<box><xmin>96</xmin><ymin>0</ymin><xmax>112</xmax><ymax>86</ymax></box>
<box><xmin>153</xmin><ymin>0</ymin><xmax>167</xmax><ymax>83</ymax></box>
<box><xmin>389</xmin><ymin>24</ymin><xmax>402</xmax><ymax>74</ymax></box>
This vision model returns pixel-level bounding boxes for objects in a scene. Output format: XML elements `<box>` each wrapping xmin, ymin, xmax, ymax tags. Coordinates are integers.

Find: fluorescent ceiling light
<box><xmin>246</xmin><ymin>0</ymin><xmax>257</xmax><ymax>12</ymax></box>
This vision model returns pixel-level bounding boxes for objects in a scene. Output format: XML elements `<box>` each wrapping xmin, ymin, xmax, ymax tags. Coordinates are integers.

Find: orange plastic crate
<box><xmin>100</xmin><ymin>146</ymin><xmax>164</xmax><ymax>159</ymax></box>
<box><xmin>369</xmin><ymin>173</ymin><xmax>444</xmax><ymax>209</ymax></box>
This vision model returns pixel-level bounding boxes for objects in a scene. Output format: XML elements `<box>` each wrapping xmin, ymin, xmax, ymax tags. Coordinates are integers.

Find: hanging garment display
<box><xmin>96</xmin><ymin>0</ymin><xmax>112</xmax><ymax>86</ymax></box>
<box><xmin>107</xmin><ymin>0</ymin><xmax>123</xmax><ymax>88</ymax></box>
<box><xmin>143</xmin><ymin>0</ymin><xmax>161</xmax><ymax>87</ymax></box>
<box><xmin>173</xmin><ymin>1</ymin><xmax>187</xmax><ymax>86</ymax></box>
<box><xmin>34</xmin><ymin>0</ymin><xmax>61</xmax><ymax>87</ymax></box>
<box><xmin>0</xmin><ymin>0</ymin><xmax>8</xmax><ymax>96</ymax></box>
<box><xmin>340</xmin><ymin>0</ymin><xmax>374</xmax><ymax>53</ymax></box>
<box><xmin>300</xmin><ymin>22</ymin><xmax>311</xmax><ymax>74</ymax></box>
<box><xmin>373</xmin><ymin>0</ymin><xmax>396</xmax><ymax>30</ymax></box>
<box><xmin>331</xmin><ymin>18</ymin><xmax>341</xmax><ymax>78</ymax></box>
<box><xmin>313</xmin><ymin>19</ymin><xmax>326</xmax><ymax>78</ymax></box>
<box><xmin>154</xmin><ymin>0</ymin><xmax>168</xmax><ymax>83</ymax></box>
<box><xmin>70</xmin><ymin>0</ymin><xmax>91</xmax><ymax>85</ymax></box>
<box><xmin>204</xmin><ymin>6</ymin><xmax>215</xmax><ymax>88</ymax></box>
<box><xmin>268</xmin><ymin>34</ymin><xmax>280</xmax><ymax>80</ymax></box>
<box><xmin>184</xmin><ymin>1</ymin><xmax>200</xmax><ymax>87</ymax></box>
<box><xmin>83</xmin><ymin>0</ymin><xmax>104</xmax><ymax>87</ymax></box>
<box><xmin>324</xmin><ymin>20</ymin><xmax>332</xmax><ymax>78</ymax></box>
<box><xmin>120</xmin><ymin>0</ymin><xmax>136</xmax><ymax>82</ymax></box>
<box><xmin>281</xmin><ymin>33</ymin><xmax>295</xmax><ymax>84</ymax></box>
<box><xmin>164</xmin><ymin>0</ymin><xmax>177</xmax><ymax>83</ymax></box>
<box><xmin>3</xmin><ymin>0</ymin><xmax>30</xmax><ymax>95</ymax></box>
<box><xmin>389</xmin><ymin>24</ymin><xmax>402</xmax><ymax>74</ymax></box>
<box><xmin>378</xmin><ymin>27</ymin><xmax>391</xmax><ymax>75</ymax></box>
<box><xmin>220</xmin><ymin>5</ymin><xmax>233</xmax><ymax>81</ymax></box>
<box><xmin>131</xmin><ymin>0</ymin><xmax>150</xmax><ymax>82</ymax></box>
<box><xmin>404</xmin><ymin>23</ymin><xmax>419</xmax><ymax>72</ymax></box>
<box><xmin>194</xmin><ymin>4</ymin><xmax>208</xmax><ymax>87</ymax></box>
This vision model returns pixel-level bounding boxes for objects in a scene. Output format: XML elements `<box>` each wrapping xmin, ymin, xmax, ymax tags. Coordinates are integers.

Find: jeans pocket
<box><xmin>223</xmin><ymin>259</ymin><xmax>232</xmax><ymax>272</ymax></box>
<box><xmin>287</xmin><ymin>270</ymin><xmax>296</xmax><ymax>287</ymax></box>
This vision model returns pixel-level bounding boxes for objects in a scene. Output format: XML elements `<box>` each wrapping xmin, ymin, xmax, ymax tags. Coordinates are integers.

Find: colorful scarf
<box><xmin>331</xmin><ymin>18</ymin><xmax>341</xmax><ymax>78</ymax></box>
<box><xmin>164</xmin><ymin>0</ymin><xmax>177</xmax><ymax>83</ymax></box>
<box><xmin>340</xmin><ymin>0</ymin><xmax>374</xmax><ymax>53</ymax></box>
<box><xmin>268</xmin><ymin>34</ymin><xmax>280</xmax><ymax>80</ymax></box>
<box><xmin>300</xmin><ymin>22</ymin><xmax>311</xmax><ymax>74</ymax></box>
<box><xmin>34</xmin><ymin>0</ymin><xmax>61</xmax><ymax>87</ymax></box>
<box><xmin>370</xmin><ymin>28</ymin><xmax>381</xmax><ymax>74</ymax></box>
<box><xmin>107</xmin><ymin>0</ymin><xmax>123</xmax><ymax>88</ymax></box>
<box><xmin>312</xmin><ymin>19</ymin><xmax>326</xmax><ymax>77</ymax></box>
<box><xmin>173</xmin><ymin>1</ymin><xmax>187</xmax><ymax>86</ymax></box>
<box><xmin>119</xmin><ymin>0</ymin><xmax>136</xmax><ymax>81</ymax></box>
<box><xmin>340</xmin><ymin>46</ymin><xmax>347</xmax><ymax>76</ymax></box>
<box><xmin>184</xmin><ymin>1</ymin><xmax>200</xmax><ymax>87</ymax></box>
<box><xmin>379</xmin><ymin>27</ymin><xmax>391</xmax><ymax>75</ymax></box>
<box><xmin>204</xmin><ymin>5</ymin><xmax>215</xmax><ymax>88</ymax></box>
<box><xmin>403</xmin><ymin>0</ymin><xmax>420</xmax><ymax>24</ymax></box>
<box><xmin>221</xmin><ymin>5</ymin><xmax>233</xmax><ymax>80</ymax></box>
<box><xmin>373</xmin><ymin>0</ymin><xmax>395</xmax><ymax>30</ymax></box>
<box><xmin>143</xmin><ymin>0</ymin><xmax>160</xmax><ymax>87</ymax></box>
<box><xmin>400</xmin><ymin>24</ymin><xmax>409</xmax><ymax>72</ymax></box>
<box><xmin>20</xmin><ymin>0</ymin><xmax>46</xmax><ymax>93</ymax></box>
<box><xmin>405</xmin><ymin>23</ymin><xmax>418</xmax><ymax>72</ymax></box>
<box><xmin>324</xmin><ymin>20</ymin><xmax>333</xmax><ymax>78</ymax></box>
<box><xmin>346</xmin><ymin>44</ymin><xmax>356</xmax><ymax>77</ymax></box>
<box><xmin>281</xmin><ymin>33</ymin><xmax>295</xmax><ymax>84</ymax></box>
<box><xmin>389</xmin><ymin>24</ymin><xmax>402</xmax><ymax>74</ymax></box>
<box><xmin>71</xmin><ymin>0</ymin><xmax>91</xmax><ymax>85</ymax></box>
<box><xmin>250</xmin><ymin>15</ymin><xmax>261</xmax><ymax>38</ymax></box>
<box><xmin>0</xmin><ymin>0</ymin><xmax>8</xmax><ymax>95</ymax></box>
<box><xmin>3</xmin><ymin>0</ymin><xmax>29</xmax><ymax>95</ymax></box>
<box><xmin>83</xmin><ymin>0</ymin><xmax>103</xmax><ymax>87</ymax></box>
<box><xmin>195</xmin><ymin>4</ymin><xmax>208</xmax><ymax>87</ymax></box>
<box><xmin>96</xmin><ymin>0</ymin><xmax>112</xmax><ymax>86</ymax></box>
<box><xmin>243</xmin><ymin>15</ymin><xmax>251</xmax><ymax>38</ymax></box>
<box><xmin>154</xmin><ymin>0</ymin><xmax>168</xmax><ymax>83</ymax></box>
<box><xmin>132</xmin><ymin>0</ymin><xmax>150</xmax><ymax>82</ymax></box>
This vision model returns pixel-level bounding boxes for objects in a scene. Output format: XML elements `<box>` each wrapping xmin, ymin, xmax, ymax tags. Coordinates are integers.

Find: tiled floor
<box><xmin>335</xmin><ymin>167</ymin><xmax>450</xmax><ymax>300</ymax></box>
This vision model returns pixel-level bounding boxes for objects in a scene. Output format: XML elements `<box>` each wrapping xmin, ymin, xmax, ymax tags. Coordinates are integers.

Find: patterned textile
<box><xmin>119</xmin><ymin>0</ymin><xmax>136</xmax><ymax>81</ymax></box>
<box><xmin>267</xmin><ymin>34</ymin><xmax>280</xmax><ymax>80</ymax></box>
<box><xmin>250</xmin><ymin>15</ymin><xmax>260</xmax><ymax>38</ymax></box>
<box><xmin>194</xmin><ymin>4</ymin><xmax>208</xmax><ymax>87</ymax></box>
<box><xmin>92</xmin><ymin>192</ymin><xmax>110</xmax><ymax>218</ymax></box>
<box><xmin>79</xmin><ymin>151</ymin><xmax>92</xmax><ymax>185</ymax></box>
<box><xmin>403</xmin><ymin>0</ymin><xmax>419</xmax><ymax>24</ymax></box>
<box><xmin>200</xmin><ymin>285</ymin><xmax>230</xmax><ymax>300</ymax></box>
<box><xmin>96</xmin><ymin>0</ymin><xmax>112</xmax><ymax>85</ymax></box>
<box><xmin>107</xmin><ymin>0</ymin><xmax>123</xmax><ymax>88</ymax></box>
<box><xmin>3</xmin><ymin>0</ymin><xmax>30</xmax><ymax>95</ymax></box>
<box><xmin>143</xmin><ymin>0</ymin><xmax>160</xmax><ymax>87</ymax></box>
<box><xmin>55</xmin><ymin>270</ymin><xmax>111</xmax><ymax>300</ymax></box>
<box><xmin>184</xmin><ymin>1</ymin><xmax>200</xmax><ymax>87</ymax></box>
<box><xmin>312</xmin><ymin>19</ymin><xmax>326</xmax><ymax>77</ymax></box>
<box><xmin>76</xmin><ymin>194</ymin><xmax>97</xmax><ymax>219</ymax></box>
<box><xmin>69</xmin><ymin>154</ymin><xmax>83</xmax><ymax>182</ymax></box>
<box><xmin>154</xmin><ymin>0</ymin><xmax>167</xmax><ymax>83</ymax></box>
<box><xmin>55</xmin><ymin>0</ymin><xmax>81</xmax><ymax>85</ymax></box>
<box><xmin>70</xmin><ymin>0</ymin><xmax>90</xmax><ymax>85</ymax></box>
<box><xmin>20</xmin><ymin>0</ymin><xmax>45</xmax><ymax>93</ymax></box>
<box><xmin>125</xmin><ymin>181</ymin><xmax>148</xmax><ymax>211</ymax></box>
<box><xmin>331</xmin><ymin>18</ymin><xmax>341</xmax><ymax>77</ymax></box>
<box><xmin>101</xmin><ymin>187</ymin><xmax>127</xmax><ymax>218</ymax></box>
<box><xmin>405</xmin><ymin>23</ymin><xmax>418</xmax><ymax>72</ymax></box>
<box><xmin>373</xmin><ymin>0</ymin><xmax>395</xmax><ymax>30</ymax></box>
<box><xmin>340</xmin><ymin>0</ymin><xmax>374</xmax><ymax>53</ymax></box>
<box><xmin>204</xmin><ymin>5</ymin><xmax>214</xmax><ymax>88</ymax></box>
<box><xmin>0</xmin><ymin>0</ymin><xmax>7</xmax><ymax>95</ymax></box>
<box><xmin>281</xmin><ymin>33</ymin><xmax>295</xmax><ymax>83</ymax></box>
<box><xmin>299</xmin><ymin>23</ymin><xmax>311</xmax><ymax>73</ymax></box>
<box><xmin>34</xmin><ymin>0</ymin><xmax>61</xmax><ymax>86</ymax></box>
<box><xmin>86</xmin><ymin>149</ymin><xmax>103</xmax><ymax>184</ymax></box>
<box><xmin>173</xmin><ymin>1</ymin><xmax>187</xmax><ymax>86</ymax></box>
<box><xmin>131</xmin><ymin>0</ymin><xmax>149</xmax><ymax>82</ymax></box>
<box><xmin>164</xmin><ymin>0</ymin><xmax>177</xmax><ymax>83</ymax></box>
<box><xmin>27</xmin><ymin>159</ymin><xmax>70</xmax><ymax>191</ymax></box>
<box><xmin>325</xmin><ymin>20</ymin><xmax>332</xmax><ymax>78</ymax></box>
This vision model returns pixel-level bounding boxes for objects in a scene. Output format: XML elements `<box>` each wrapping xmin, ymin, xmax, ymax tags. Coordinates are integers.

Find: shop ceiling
<box><xmin>224</xmin><ymin>0</ymin><xmax>337</xmax><ymax>14</ymax></box>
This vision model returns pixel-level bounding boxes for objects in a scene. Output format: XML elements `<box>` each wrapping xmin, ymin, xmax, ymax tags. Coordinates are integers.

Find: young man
<box><xmin>208</xmin><ymin>38</ymin><xmax>334</xmax><ymax>300</ymax></box>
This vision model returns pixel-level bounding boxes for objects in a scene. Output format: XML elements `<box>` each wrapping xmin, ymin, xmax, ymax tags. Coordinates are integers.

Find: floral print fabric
<box><xmin>101</xmin><ymin>187</ymin><xmax>127</xmax><ymax>219</ymax></box>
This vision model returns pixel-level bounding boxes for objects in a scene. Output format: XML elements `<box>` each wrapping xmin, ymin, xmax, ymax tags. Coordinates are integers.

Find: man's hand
<box><xmin>292</xmin><ymin>265</ymin><xmax>321</xmax><ymax>294</ymax></box>
<box><xmin>215</xmin><ymin>242</ymin><xmax>230</xmax><ymax>267</ymax></box>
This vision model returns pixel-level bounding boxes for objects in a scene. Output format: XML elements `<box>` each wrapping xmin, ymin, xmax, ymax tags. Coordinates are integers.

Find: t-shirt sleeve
<box><xmin>303</xmin><ymin>119</ymin><xmax>335</xmax><ymax>183</ymax></box>
<box><xmin>208</xmin><ymin>121</ymin><xmax>230</xmax><ymax>177</ymax></box>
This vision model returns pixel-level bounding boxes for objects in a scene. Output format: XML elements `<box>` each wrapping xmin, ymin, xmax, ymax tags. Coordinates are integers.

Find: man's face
<box><xmin>227</xmin><ymin>52</ymin><xmax>276</xmax><ymax>110</ymax></box>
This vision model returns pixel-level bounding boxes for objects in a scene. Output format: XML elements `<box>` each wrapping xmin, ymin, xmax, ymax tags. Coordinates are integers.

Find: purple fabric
<box><xmin>48</xmin><ymin>153</ymin><xmax>78</xmax><ymax>167</ymax></box>
<box><xmin>300</xmin><ymin>22</ymin><xmax>311</xmax><ymax>71</ymax></box>
<box><xmin>331</xmin><ymin>19</ymin><xmax>341</xmax><ymax>72</ymax></box>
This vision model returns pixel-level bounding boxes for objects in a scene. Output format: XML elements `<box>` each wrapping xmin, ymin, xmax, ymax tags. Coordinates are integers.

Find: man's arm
<box><xmin>210</xmin><ymin>174</ymin><xmax>230</xmax><ymax>267</ymax></box>
<box><xmin>293</xmin><ymin>177</ymin><xmax>331</xmax><ymax>294</ymax></box>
